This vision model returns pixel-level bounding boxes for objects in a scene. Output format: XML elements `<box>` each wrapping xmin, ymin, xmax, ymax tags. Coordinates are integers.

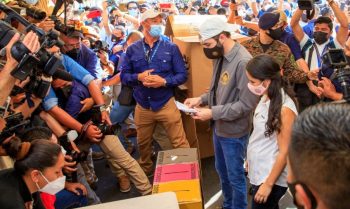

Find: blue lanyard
<box><xmin>314</xmin><ymin>42</ymin><xmax>329</xmax><ymax>68</ymax></box>
<box><xmin>142</xmin><ymin>39</ymin><xmax>161</xmax><ymax>64</ymax></box>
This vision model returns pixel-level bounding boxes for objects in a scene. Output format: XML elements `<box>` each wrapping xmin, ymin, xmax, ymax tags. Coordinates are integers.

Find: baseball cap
<box><xmin>199</xmin><ymin>17</ymin><xmax>231</xmax><ymax>41</ymax></box>
<box><xmin>141</xmin><ymin>9</ymin><xmax>162</xmax><ymax>22</ymax></box>
<box><xmin>258</xmin><ymin>12</ymin><xmax>280</xmax><ymax>30</ymax></box>
<box><xmin>67</xmin><ymin>30</ymin><xmax>84</xmax><ymax>39</ymax></box>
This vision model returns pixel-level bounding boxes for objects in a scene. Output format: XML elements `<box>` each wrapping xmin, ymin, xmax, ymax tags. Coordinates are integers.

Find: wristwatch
<box><xmin>95</xmin><ymin>104</ymin><xmax>108</xmax><ymax>112</ymax></box>
<box><xmin>163</xmin><ymin>79</ymin><xmax>167</xmax><ymax>87</ymax></box>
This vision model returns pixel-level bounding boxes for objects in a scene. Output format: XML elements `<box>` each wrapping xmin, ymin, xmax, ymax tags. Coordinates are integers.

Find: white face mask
<box><xmin>36</xmin><ymin>172</ymin><xmax>66</xmax><ymax>195</ymax></box>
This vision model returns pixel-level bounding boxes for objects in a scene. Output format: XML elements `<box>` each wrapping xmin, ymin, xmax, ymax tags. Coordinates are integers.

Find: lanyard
<box><xmin>313</xmin><ymin>42</ymin><xmax>329</xmax><ymax>68</ymax></box>
<box><xmin>142</xmin><ymin>40</ymin><xmax>161</xmax><ymax>64</ymax></box>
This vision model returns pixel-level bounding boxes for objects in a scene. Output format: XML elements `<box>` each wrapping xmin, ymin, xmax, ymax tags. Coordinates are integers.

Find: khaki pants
<box><xmin>100</xmin><ymin>135</ymin><xmax>152</xmax><ymax>195</ymax></box>
<box><xmin>134</xmin><ymin>97</ymin><xmax>190</xmax><ymax>173</ymax></box>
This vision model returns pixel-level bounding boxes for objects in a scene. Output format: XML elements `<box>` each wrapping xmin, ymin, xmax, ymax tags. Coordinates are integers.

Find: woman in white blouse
<box><xmin>245</xmin><ymin>54</ymin><xmax>298</xmax><ymax>209</ymax></box>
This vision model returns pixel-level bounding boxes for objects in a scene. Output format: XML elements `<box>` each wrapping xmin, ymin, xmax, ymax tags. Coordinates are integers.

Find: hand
<box><xmin>65</xmin><ymin>182</ymin><xmax>87</xmax><ymax>196</ymax></box>
<box><xmin>79</xmin><ymin>98</ymin><xmax>94</xmax><ymax>113</ymax></box>
<box><xmin>191</xmin><ymin>107</ymin><xmax>212</xmax><ymax>121</ymax></box>
<box><xmin>184</xmin><ymin>97</ymin><xmax>202</xmax><ymax>108</ymax></box>
<box><xmin>229</xmin><ymin>2</ymin><xmax>238</xmax><ymax>11</ymax></box>
<box><xmin>63</xmin><ymin>155</ymin><xmax>77</xmax><ymax>173</ymax></box>
<box><xmin>254</xmin><ymin>183</ymin><xmax>273</xmax><ymax>204</ymax></box>
<box><xmin>318</xmin><ymin>77</ymin><xmax>340</xmax><ymax>100</ymax></box>
<box><xmin>306</xmin><ymin>81</ymin><xmax>323</xmax><ymax>98</ymax></box>
<box><xmin>37</xmin><ymin>18</ymin><xmax>55</xmax><ymax>32</ymax></box>
<box><xmin>138</xmin><ymin>69</ymin><xmax>154</xmax><ymax>82</ymax></box>
<box><xmin>101</xmin><ymin>110</ymin><xmax>112</xmax><ymax>126</ymax></box>
<box><xmin>307</xmin><ymin>68</ymin><xmax>319</xmax><ymax>81</ymax></box>
<box><xmin>112</xmin><ymin>44</ymin><xmax>123</xmax><ymax>54</ymax></box>
<box><xmin>143</xmin><ymin>75</ymin><xmax>166</xmax><ymax>88</ymax></box>
<box><xmin>11</xmin><ymin>93</ymin><xmax>26</xmax><ymax>104</ymax></box>
<box><xmin>97</xmin><ymin>50</ymin><xmax>109</xmax><ymax>64</ymax></box>
<box><xmin>82</xmin><ymin>39</ymin><xmax>91</xmax><ymax>48</ymax></box>
<box><xmin>233</xmin><ymin>16</ymin><xmax>244</xmax><ymax>25</ymax></box>
<box><xmin>86</xmin><ymin>125</ymin><xmax>103</xmax><ymax>143</ymax></box>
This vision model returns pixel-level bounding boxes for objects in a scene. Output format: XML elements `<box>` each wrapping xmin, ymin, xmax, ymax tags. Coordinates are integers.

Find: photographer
<box><xmin>0</xmin><ymin>138</ymin><xmax>65</xmax><ymax>209</ymax></box>
<box><xmin>290</xmin><ymin>0</ymin><xmax>348</xmax><ymax>107</ymax></box>
<box><xmin>0</xmin><ymin>31</ymin><xmax>40</xmax><ymax>106</ymax></box>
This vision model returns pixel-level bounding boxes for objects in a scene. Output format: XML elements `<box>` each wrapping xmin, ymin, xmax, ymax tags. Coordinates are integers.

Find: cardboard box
<box><xmin>156</xmin><ymin>148</ymin><xmax>198</xmax><ymax>165</ymax></box>
<box><xmin>153</xmin><ymin>180</ymin><xmax>202</xmax><ymax>209</ymax></box>
<box><xmin>166</xmin><ymin>15</ymin><xmax>250</xmax><ymax>158</ymax></box>
<box><xmin>154</xmin><ymin>163</ymin><xmax>199</xmax><ymax>184</ymax></box>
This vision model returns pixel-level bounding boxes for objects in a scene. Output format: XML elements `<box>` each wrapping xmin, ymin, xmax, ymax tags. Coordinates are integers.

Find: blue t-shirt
<box><xmin>280</xmin><ymin>30</ymin><xmax>303</xmax><ymax>61</ymax></box>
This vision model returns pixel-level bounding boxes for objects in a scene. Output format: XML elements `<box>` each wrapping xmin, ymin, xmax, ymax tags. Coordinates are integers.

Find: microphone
<box><xmin>53</xmin><ymin>68</ymin><xmax>73</xmax><ymax>81</ymax></box>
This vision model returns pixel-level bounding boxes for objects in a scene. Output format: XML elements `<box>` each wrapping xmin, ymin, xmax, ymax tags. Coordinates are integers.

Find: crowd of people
<box><xmin>0</xmin><ymin>0</ymin><xmax>349</xmax><ymax>209</ymax></box>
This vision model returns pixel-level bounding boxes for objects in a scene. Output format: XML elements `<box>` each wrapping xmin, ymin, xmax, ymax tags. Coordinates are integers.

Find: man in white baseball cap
<box><xmin>185</xmin><ymin>17</ymin><xmax>259</xmax><ymax>209</ymax></box>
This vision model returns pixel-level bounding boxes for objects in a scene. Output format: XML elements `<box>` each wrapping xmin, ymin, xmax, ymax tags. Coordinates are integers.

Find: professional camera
<box><xmin>298</xmin><ymin>0</ymin><xmax>321</xmax><ymax>11</ymax></box>
<box><xmin>0</xmin><ymin>113</ymin><xmax>30</xmax><ymax>145</ymax></box>
<box><xmin>91</xmin><ymin>40</ymin><xmax>110</xmax><ymax>53</ymax></box>
<box><xmin>16</xmin><ymin>0</ymin><xmax>46</xmax><ymax>21</ymax></box>
<box><xmin>91</xmin><ymin>105</ymin><xmax>112</xmax><ymax>136</ymax></box>
<box><xmin>49</xmin><ymin>15</ymin><xmax>75</xmax><ymax>36</ymax></box>
<box><xmin>107</xmin><ymin>0</ymin><xmax>118</xmax><ymax>7</ymax></box>
<box><xmin>322</xmin><ymin>49</ymin><xmax>350</xmax><ymax>102</ymax></box>
<box><xmin>0</xmin><ymin>3</ymin><xmax>72</xmax><ymax>98</ymax></box>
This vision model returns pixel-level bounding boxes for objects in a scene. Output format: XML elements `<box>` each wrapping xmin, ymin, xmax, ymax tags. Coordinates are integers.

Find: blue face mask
<box><xmin>128</xmin><ymin>9</ymin><xmax>139</xmax><ymax>17</ymax></box>
<box><xmin>149</xmin><ymin>25</ymin><xmax>163</xmax><ymax>38</ymax></box>
<box><xmin>92</xmin><ymin>17</ymin><xmax>102</xmax><ymax>24</ymax></box>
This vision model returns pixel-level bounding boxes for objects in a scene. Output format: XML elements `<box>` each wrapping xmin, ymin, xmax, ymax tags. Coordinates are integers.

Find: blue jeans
<box><xmin>110</xmin><ymin>102</ymin><xmax>135</xmax><ymax>125</ymax></box>
<box><xmin>251</xmin><ymin>184</ymin><xmax>287</xmax><ymax>209</ymax></box>
<box><xmin>213</xmin><ymin>131</ymin><xmax>248</xmax><ymax>209</ymax></box>
<box><xmin>55</xmin><ymin>189</ymin><xmax>88</xmax><ymax>209</ymax></box>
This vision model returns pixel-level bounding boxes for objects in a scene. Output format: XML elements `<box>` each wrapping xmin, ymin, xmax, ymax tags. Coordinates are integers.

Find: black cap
<box><xmin>258</xmin><ymin>12</ymin><xmax>280</xmax><ymax>30</ymax></box>
<box><xmin>67</xmin><ymin>30</ymin><xmax>84</xmax><ymax>39</ymax></box>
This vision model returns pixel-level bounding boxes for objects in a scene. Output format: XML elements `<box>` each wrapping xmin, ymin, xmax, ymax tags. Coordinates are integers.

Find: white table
<box><xmin>80</xmin><ymin>192</ymin><xmax>179</xmax><ymax>209</ymax></box>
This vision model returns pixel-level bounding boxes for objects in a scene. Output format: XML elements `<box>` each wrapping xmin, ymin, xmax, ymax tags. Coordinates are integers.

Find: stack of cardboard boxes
<box><xmin>152</xmin><ymin>148</ymin><xmax>203</xmax><ymax>209</ymax></box>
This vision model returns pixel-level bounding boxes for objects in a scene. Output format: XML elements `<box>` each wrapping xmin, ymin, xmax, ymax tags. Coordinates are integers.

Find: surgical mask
<box><xmin>128</xmin><ymin>9</ymin><xmax>139</xmax><ymax>17</ymax></box>
<box><xmin>66</xmin><ymin>48</ymin><xmax>80</xmax><ymax>60</ymax></box>
<box><xmin>268</xmin><ymin>27</ymin><xmax>284</xmax><ymax>40</ymax></box>
<box><xmin>288</xmin><ymin>182</ymin><xmax>317</xmax><ymax>209</ymax></box>
<box><xmin>247</xmin><ymin>82</ymin><xmax>267</xmax><ymax>96</ymax></box>
<box><xmin>149</xmin><ymin>25</ymin><xmax>163</xmax><ymax>38</ymax></box>
<box><xmin>36</xmin><ymin>172</ymin><xmax>66</xmax><ymax>195</ymax></box>
<box><xmin>25</xmin><ymin>0</ymin><xmax>38</xmax><ymax>5</ymax></box>
<box><xmin>203</xmin><ymin>39</ymin><xmax>224</xmax><ymax>59</ymax></box>
<box><xmin>313</xmin><ymin>31</ymin><xmax>329</xmax><ymax>45</ymax></box>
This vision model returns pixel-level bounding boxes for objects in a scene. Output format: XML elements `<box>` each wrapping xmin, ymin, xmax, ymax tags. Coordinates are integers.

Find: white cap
<box><xmin>199</xmin><ymin>17</ymin><xmax>231</xmax><ymax>41</ymax></box>
<box><xmin>141</xmin><ymin>9</ymin><xmax>161</xmax><ymax>22</ymax></box>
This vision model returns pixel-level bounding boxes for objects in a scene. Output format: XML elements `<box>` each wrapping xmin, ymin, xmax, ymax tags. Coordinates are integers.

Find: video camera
<box><xmin>298</xmin><ymin>0</ymin><xmax>321</xmax><ymax>11</ymax></box>
<box><xmin>107</xmin><ymin>0</ymin><xmax>118</xmax><ymax>7</ymax></box>
<box><xmin>49</xmin><ymin>15</ymin><xmax>75</xmax><ymax>36</ymax></box>
<box><xmin>91</xmin><ymin>105</ymin><xmax>112</xmax><ymax>136</ymax></box>
<box><xmin>0</xmin><ymin>113</ymin><xmax>30</xmax><ymax>145</ymax></box>
<box><xmin>322</xmin><ymin>48</ymin><xmax>350</xmax><ymax>102</ymax></box>
<box><xmin>0</xmin><ymin>3</ymin><xmax>72</xmax><ymax>98</ymax></box>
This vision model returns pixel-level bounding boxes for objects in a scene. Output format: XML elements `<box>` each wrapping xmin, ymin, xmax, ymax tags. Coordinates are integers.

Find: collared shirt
<box><xmin>241</xmin><ymin>36</ymin><xmax>308</xmax><ymax>83</ymax></box>
<box><xmin>200</xmin><ymin>43</ymin><xmax>259</xmax><ymax>138</ymax></box>
<box><xmin>77</xmin><ymin>44</ymin><xmax>104</xmax><ymax>79</ymax></box>
<box><xmin>120</xmin><ymin>37</ymin><xmax>188</xmax><ymax>111</ymax></box>
<box><xmin>0</xmin><ymin>169</ymin><xmax>45</xmax><ymax>209</ymax></box>
<box><xmin>247</xmin><ymin>90</ymin><xmax>297</xmax><ymax>187</ymax></box>
<box><xmin>43</xmin><ymin>55</ymin><xmax>94</xmax><ymax>111</ymax></box>
<box><xmin>64</xmin><ymin>81</ymin><xmax>91</xmax><ymax>119</ymax></box>
<box><xmin>280</xmin><ymin>30</ymin><xmax>303</xmax><ymax>61</ymax></box>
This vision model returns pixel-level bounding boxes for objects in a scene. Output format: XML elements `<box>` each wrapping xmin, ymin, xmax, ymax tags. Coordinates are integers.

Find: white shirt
<box><xmin>300</xmin><ymin>33</ymin><xmax>342</xmax><ymax>71</ymax></box>
<box><xmin>247</xmin><ymin>90</ymin><xmax>298</xmax><ymax>187</ymax></box>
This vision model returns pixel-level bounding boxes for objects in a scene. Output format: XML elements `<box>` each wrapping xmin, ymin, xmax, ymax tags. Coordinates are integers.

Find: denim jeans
<box><xmin>55</xmin><ymin>189</ymin><xmax>88</xmax><ymax>209</ymax></box>
<box><xmin>251</xmin><ymin>184</ymin><xmax>287</xmax><ymax>209</ymax></box>
<box><xmin>213</xmin><ymin>131</ymin><xmax>248</xmax><ymax>209</ymax></box>
<box><xmin>110</xmin><ymin>102</ymin><xmax>135</xmax><ymax>125</ymax></box>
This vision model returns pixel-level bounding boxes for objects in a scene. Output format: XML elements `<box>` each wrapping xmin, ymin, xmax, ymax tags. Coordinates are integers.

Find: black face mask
<box><xmin>111</xmin><ymin>35</ymin><xmax>121</xmax><ymax>43</ymax></box>
<box><xmin>118</xmin><ymin>22</ymin><xmax>126</xmax><ymax>27</ymax></box>
<box><xmin>313</xmin><ymin>31</ymin><xmax>329</xmax><ymax>45</ymax></box>
<box><xmin>66</xmin><ymin>48</ymin><xmax>80</xmax><ymax>60</ymax></box>
<box><xmin>203</xmin><ymin>40</ymin><xmax>224</xmax><ymax>59</ymax></box>
<box><xmin>268</xmin><ymin>27</ymin><xmax>284</xmax><ymax>40</ymax></box>
<box><xmin>288</xmin><ymin>182</ymin><xmax>318</xmax><ymax>209</ymax></box>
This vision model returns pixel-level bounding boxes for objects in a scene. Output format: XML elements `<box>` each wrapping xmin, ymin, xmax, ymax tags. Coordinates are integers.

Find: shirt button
<box><xmin>148</xmin><ymin>96</ymin><xmax>151</xmax><ymax>99</ymax></box>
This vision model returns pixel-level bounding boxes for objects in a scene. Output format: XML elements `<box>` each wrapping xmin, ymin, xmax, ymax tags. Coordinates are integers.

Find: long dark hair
<box><xmin>3</xmin><ymin>137</ymin><xmax>61</xmax><ymax>175</ymax></box>
<box><xmin>246</xmin><ymin>54</ymin><xmax>296</xmax><ymax>137</ymax></box>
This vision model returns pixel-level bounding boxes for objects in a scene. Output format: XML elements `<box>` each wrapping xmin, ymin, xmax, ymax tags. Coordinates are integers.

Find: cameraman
<box><xmin>0</xmin><ymin>31</ymin><xmax>40</xmax><ymax>106</ymax></box>
<box><xmin>290</xmin><ymin>0</ymin><xmax>349</xmax><ymax>106</ymax></box>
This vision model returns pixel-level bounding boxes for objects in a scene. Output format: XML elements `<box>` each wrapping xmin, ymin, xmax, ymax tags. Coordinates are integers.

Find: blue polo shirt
<box><xmin>120</xmin><ymin>37</ymin><xmax>188</xmax><ymax>111</ymax></box>
<box><xmin>65</xmin><ymin>81</ymin><xmax>91</xmax><ymax>119</ymax></box>
<box><xmin>279</xmin><ymin>30</ymin><xmax>303</xmax><ymax>61</ymax></box>
<box><xmin>43</xmin><ymin>55</ymin><xmax>95</xmax><ymax>111</ymax></box>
